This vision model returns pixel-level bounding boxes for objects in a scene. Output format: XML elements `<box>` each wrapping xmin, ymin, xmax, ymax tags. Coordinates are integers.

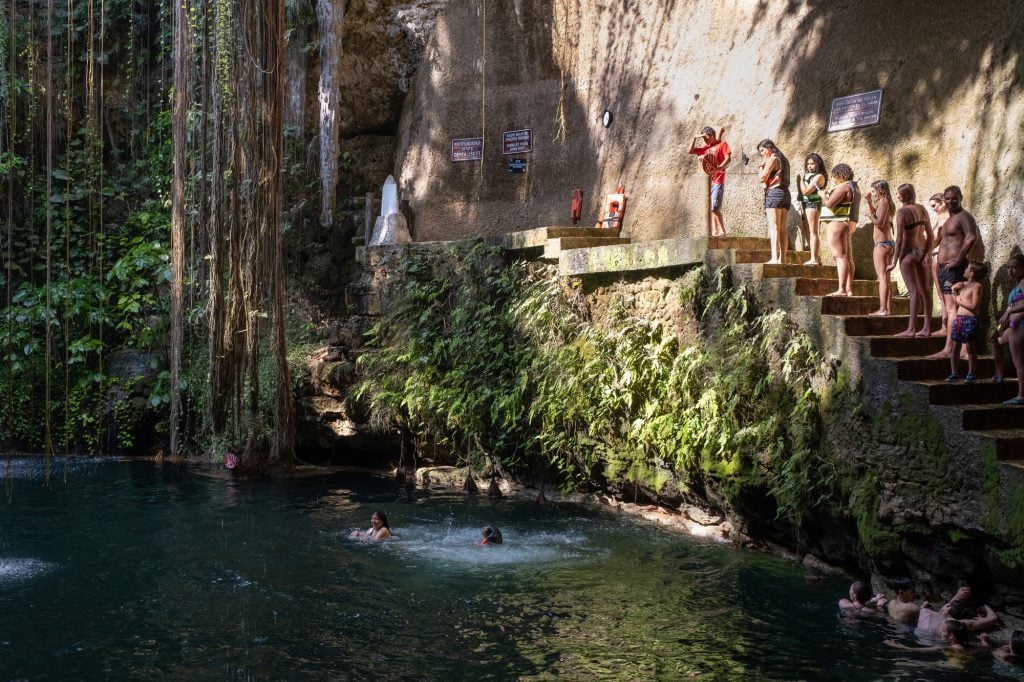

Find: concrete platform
<box><xmin>544</xmin><ymin>237</ymin><xmax>631</xmax><ymax>259</ymax></box>
<box><xmin>485</xmin><ymin>226</ymin><xmax>622</xmax><ymax>253</ymax></box>
<box><xmin>559</xmin><ymin>237</ymin><xmax>707</xmax><ymax>277</ymax></box>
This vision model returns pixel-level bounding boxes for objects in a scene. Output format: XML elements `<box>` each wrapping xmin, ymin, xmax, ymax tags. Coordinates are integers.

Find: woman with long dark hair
<box><xmin>796</xmin><ymin>153</ymin><xmax>826</xmax><ymax>265</ymax></box>
<box><xmin>865</xmin><ymin>179</ymin><xmax>895</xmax><ymax>316</ymax></box>
<box><xmin>757</xmin><ymin>139</ymin><xmax>791</xmax><ymax>264</ymax></box>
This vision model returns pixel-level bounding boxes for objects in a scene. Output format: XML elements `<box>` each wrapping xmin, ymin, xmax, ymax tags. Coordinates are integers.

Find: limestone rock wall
<box><xmin>396</xmin><ymin>0</ymin><xmax>1024</xmax><ymax>268</ymax></box>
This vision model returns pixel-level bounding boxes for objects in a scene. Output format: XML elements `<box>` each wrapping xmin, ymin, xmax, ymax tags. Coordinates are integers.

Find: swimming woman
<box><xmin>865</xmin><ymin>180</ymin><xmax>895</xmax><ymax>316</ymax></box>
<box><xmin>820</xmin><ymin>164</ymin><xmax>857</xmax><ymax>296</ymax></box>
<box><xmin>889</xmin><ymin>184</ymin><xmax>934</xmax><ymax>337</ymax></box>
<box><xmin>350</xmin><ymin>510</ymin><xmax>392</xmax><ymax>541</ymax></box>
<box><xmin>757</xmin><ymin>139</ymin><xmax>791</xmax><ymax>265</ymax></box>
<box><xmin>479</xmin><ymin>525</ymin><xmax>503</xmax><ymax>545</ymax></box>
<box><xmin>797</xmin><ymin>153</ymin><xmax>826</xmax><ymax>265</ymax></box>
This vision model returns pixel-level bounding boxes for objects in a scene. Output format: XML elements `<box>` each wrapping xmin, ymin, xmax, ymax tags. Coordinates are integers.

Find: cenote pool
<box><xmin>0</xmin><ymin>457</ymin><xmax>1019</xmax><ymax>680</ymax></box>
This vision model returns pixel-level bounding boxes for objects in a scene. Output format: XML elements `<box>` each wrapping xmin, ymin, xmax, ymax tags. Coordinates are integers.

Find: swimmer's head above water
<box><xmin>480</xmin><ymin>525</ymin><xmax>503</xmax><ymax>545</ymax></box>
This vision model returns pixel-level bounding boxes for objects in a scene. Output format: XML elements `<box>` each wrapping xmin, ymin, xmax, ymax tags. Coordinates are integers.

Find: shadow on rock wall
<box><xmin>759</xmin><ymin>0</ymin><xmax>1024</xmax><ymax>222</ymax></box>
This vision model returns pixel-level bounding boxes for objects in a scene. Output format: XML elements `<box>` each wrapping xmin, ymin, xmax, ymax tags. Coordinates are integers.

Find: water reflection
<box><xmin>0</xmin><ymin>457</ymin><xmax>1016</xmax><ymax>680</ymax></box>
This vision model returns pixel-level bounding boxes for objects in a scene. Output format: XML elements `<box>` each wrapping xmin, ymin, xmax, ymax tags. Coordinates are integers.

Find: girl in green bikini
<box><xmin>796</xmin><ymin>153</ymin><xmax>826</xmax><ymax>266</ymax></box>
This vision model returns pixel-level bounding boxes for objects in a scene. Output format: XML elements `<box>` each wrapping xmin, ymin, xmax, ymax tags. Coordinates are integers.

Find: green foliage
<box><xmin>354</xmin><ymin>247</ymin><xmax>845</xmax><ymax>516</ymax></box>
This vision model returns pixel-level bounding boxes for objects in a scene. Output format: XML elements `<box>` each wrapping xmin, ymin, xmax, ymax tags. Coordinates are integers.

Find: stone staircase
<box><xmin>706</xmin><ymin>236</ymin><xmax>1023</xmax><ymax>469</ymax></box>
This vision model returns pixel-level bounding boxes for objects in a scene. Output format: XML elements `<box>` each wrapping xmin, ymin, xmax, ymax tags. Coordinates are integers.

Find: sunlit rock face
<box><xmin>394</xmin><ymin>0</ymin><xmax>1024</xmax><ymax>272</ymax></box>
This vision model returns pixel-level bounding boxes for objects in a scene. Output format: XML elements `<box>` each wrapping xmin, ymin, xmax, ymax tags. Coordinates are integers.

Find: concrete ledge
<box><xmin>544</xmin><ymin>237</ymin><xmax>631</xmax><ymax>259</ymax></box>
<box><xmin>558</xmin><ymin>237</ymin><xmax>707</xmax><ymax>276</ymax></box>
<box><xmin>484</xmin><ymin>226</ymin><xmax>622</xmax><ymax>252</ymax></box>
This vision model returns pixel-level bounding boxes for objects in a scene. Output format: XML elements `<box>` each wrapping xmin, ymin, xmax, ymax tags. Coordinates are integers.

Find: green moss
<box><xmin>848</xmin><ymin>472</ymin><xmax>902</xmax><ymax>556</ymax></box>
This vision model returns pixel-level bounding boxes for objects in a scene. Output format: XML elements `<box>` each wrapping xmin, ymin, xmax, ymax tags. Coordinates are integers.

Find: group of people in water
<box><xmin>349</xmin><ymin>510</ymin><xmax>503</xmax><ymax>545</ymax></box>
<box><xmin>689</xmin><ymin>127</ymin><xmax>1024</xmax><ymax>405</ymax></box>
<box><xmin>839</xmin><ymin>579</ymin><xmax>1023</xmax><ymax>664</ymax></box>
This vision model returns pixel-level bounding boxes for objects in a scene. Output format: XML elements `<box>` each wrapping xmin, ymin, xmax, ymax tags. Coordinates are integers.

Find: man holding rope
<box><xmin>689</xmin><ymin>125</ymin><xmax>731</xmax><ymax>237</ymax></box>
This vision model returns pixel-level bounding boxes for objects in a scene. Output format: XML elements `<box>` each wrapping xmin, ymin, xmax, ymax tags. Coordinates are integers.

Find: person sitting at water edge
<box><xmin>875</xmin><ymin>577</ymin><xmax>920</xmax><ymax>625</ymax></box>
<box><xmin>946</xmin><ymin>261</ymin><xmax>986</xmax><ymax>383</ymax></box>
<box><xmin>916</xmin><ymin>585</ymin><xmax>998</xmax><ymax>635</ymax></box>
<box><xmin>991</xmin><ymin>253</ymin><xmax>1024</xmax><ymax>405</ymax></box>
<box><xmin>350</xmin><ymin>510</ymin><xmax>392</xmax><ymax>541</ymax></box>
<box><xmin>479</xmin><ymin>525</ymin><xmax>503</xmax><ymax>545</ymax></box>
<box><xmin>838</xmin><ymin>581</ymin><xmax>884</xmax><ymax>614</ymax></box>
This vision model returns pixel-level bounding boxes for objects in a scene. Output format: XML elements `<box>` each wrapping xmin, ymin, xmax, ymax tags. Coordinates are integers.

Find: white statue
<box><xmin>369</xmin><ymin>175</ymin><xmax>411</xmax><ymax>245</ymax></box>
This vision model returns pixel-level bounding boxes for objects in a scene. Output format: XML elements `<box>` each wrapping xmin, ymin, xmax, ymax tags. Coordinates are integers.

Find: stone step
<box><xmin>763</xmin><ymin>262</ymin><xmax>838</xmax><ymax>279</ymax></box>
<box><xmin>544</xmin><ymin>237</ymin><xmax>631</xmax><ymax>259</ymax></box>
<box><xmin>844</xmin><ymin>315</ymin><xmax>943</xmax><ymax>336</ymax></box>
<box><xmin>796</xmin><ymin>278</ymin><xmax>883</xmax><ymax>297</ymax></box>
<box><xmin>733</xmin><ymin>249</ymin><xmax>813</xmax><ymax>265</ymax></box>
<box><xmin>708</xmin><ymin>236</ymin><xmax>770</xmax><ymax>251</ymax></box>
<box><xmin>869</xmin><ymin>335</ymin><xmax>947</xmax><ymax>358</ymax></box>
<box><xmin>961</xmin><ymin>404</ymin><xmax>1024</xmax><ymax>431</ymax></box>
<box><xmin>820</xmin><ymin>296</ymin><xmax>911</xmax><ymax>316</ymax></box>
<box><xmin>977</xmin><ymin>430</ymin><xmax>1024</xmax><ymax>461</ymax></box>
<box><xmin>544</xmin><ymin>226</ymin><xmax>622</xmax><ymax>239</ymax></box>
<box><xmin>917</xmin><ymin>379</ymin><xmax>1020</xmax><ymax>405</ymax></box>
<box><xmin>896</xmin><ymin>357</ymin><xmax>1017</xmax><ymax>381</ymax></box>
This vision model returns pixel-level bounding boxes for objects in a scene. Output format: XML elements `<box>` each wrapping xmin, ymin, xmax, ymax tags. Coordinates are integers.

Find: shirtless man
<box><xmin>916</xmin><ymin>586</ymin><xmax>997</xmax><ymax>634</ymax></box>
<box><xmin>929</xmin><ymin>186</ymin><xmax>978</xmax><ymax>358</ymax></box>
<box><xmin>876</xmin><ymin>577</ymin><xmax>920</xmax><ymax>624</ymax></box>
<box><xmin>888</xmin><ymin>184</ymin><xmax>934</xmax><ymax>337</ymax></box>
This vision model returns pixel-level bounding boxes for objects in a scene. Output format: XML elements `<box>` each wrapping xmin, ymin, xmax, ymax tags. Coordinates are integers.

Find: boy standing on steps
<box><xmin>946</xmin><ymin>261</ymin><xmax>987</xmax><ymax>383</ymax></box>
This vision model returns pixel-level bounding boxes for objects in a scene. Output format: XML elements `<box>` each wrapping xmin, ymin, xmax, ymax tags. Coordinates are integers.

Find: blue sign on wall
<box><xmin>508</xmin><ymin>158</ymin><xmax>527</xmax><ymax>173</ymax></box>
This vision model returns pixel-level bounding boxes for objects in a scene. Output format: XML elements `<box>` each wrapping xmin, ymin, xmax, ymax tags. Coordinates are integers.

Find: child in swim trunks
<box><xmin>946</xmin><ymin>261</ymin><xmax>987</xmax><ymax>383</ymax></box>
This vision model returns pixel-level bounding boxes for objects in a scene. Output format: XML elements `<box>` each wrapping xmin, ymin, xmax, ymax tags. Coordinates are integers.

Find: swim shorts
<box><xmin>951</xmin><ymin>314</ymin><xmax>978</xmax><ymax>343</ymax></box>
<box><xmin>710</xmin><ymin>183</ymin><xmax>724</xmax><ymax>212</ymax></box>
<box><xmin>938</xmin><ymin>260</ymin><xmax>968</xmax><ymax>295</ymax></box>
<box><xmin>764</xmin><ymin>187</ymin><xmax>790</xmax><ymax>210</ymax></box>
<box><xmin>802</xmin><ymin>199</ymin><xmax>822</xmax><ymax>211</ymax></box>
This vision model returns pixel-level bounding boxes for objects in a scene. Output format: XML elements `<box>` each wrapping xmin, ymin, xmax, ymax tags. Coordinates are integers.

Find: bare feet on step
<box><xmin>894</xmin><ymin>329</ymin><xmax>918</xmax><ymax>338</ymax></box>
<box><xmin>868</xmin><ymin>309</ymin><xmax>890</xmax><ymax>317</ymax></box>
<box><xmin>804</xmin><ymin>259</ymin><xmax>821</xmax><ymax>266</ymax></box>
<box><xmin>825</xmin><ymin>290</ymin><xmax>851</xmax><ymax>297</ymax></box>
<box><xmin>930</xmin><ymin>328</ymin><xmax>947</xmax><ymax>337</ymax></box>
<box><xmin>925</xmin><ymin>350</ymin><xmax>951</xmax><ymax>360</ymax></box>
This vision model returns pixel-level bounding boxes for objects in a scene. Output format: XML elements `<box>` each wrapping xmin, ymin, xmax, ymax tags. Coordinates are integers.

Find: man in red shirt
<box><xmin>689</xmin><ymin>126</ymin><xmax>731</xmax><ymax>236</ymax></box>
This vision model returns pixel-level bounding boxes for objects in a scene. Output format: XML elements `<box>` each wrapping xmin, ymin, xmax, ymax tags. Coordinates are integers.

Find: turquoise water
<box><xmin>0</xmin><ymin>457</ymin><xmax>1018</xmax><ymax>680</ymax></box>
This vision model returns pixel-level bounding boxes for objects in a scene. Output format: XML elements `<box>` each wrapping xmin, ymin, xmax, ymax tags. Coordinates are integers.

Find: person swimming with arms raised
<box><xmin>915</xmin><ymin>585</ymin><xmax>997</xmax><ymax>635</ymax></box>
<box><xmin>350</xmin><ymin>510</ymin><xmax>392</xmax><ymax>541</ymax></box>
<box><xmin>479</xmin><ymin>525</ymin><xmax>503</xmax><ymax>545</ymax></box>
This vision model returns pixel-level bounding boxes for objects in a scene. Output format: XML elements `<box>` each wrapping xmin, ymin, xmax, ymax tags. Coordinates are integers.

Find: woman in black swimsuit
<box><xmin>757</xmin><ymin>139</ymin><xmax>791</xmax><ymax>265</ymax></box>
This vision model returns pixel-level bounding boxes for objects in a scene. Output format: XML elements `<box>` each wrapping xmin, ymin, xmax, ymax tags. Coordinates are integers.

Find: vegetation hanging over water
<box><xmin>354</xmin><ymin>243</ymin><xmax>846</xmax><ymax>520</ymax></box>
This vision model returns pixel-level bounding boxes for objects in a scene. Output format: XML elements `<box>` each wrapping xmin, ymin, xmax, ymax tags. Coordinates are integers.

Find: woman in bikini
<box><xmin>991</xmin><ymin>253</ymin><xmax>1024</xmax><ymax>405</ymax></box>
<box><xmin>865</xmin><ymin>180</ymin><xmax>895</xmax><ymax>316</ymax></box>
<box><xmin>888</xmin><ymin>183</ymin><xmax>934</xmax><ymax>337</ymax></box>
<box><xmin>820</xmin><ymin>164</ymin><xmax>856</xmax><ymax>296</ymax></box>
<box><xmin>350</xmin><ymin>510</ymin><xmax>392</xmax><ymax>540</ymax></box>
<box><xmin>757</xmin><ymin>139</ymin><xmax>791</xmax><ymax>265</ymax></box>
<box><xmin>796</xmin><ymin>153</ymin><xmax>826</xmax><ymax>265</ymax></box>
<box><xmin>929</xmin><ymin>193</ymin><xmax>951</xmax><ymax>337</ymax></box>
